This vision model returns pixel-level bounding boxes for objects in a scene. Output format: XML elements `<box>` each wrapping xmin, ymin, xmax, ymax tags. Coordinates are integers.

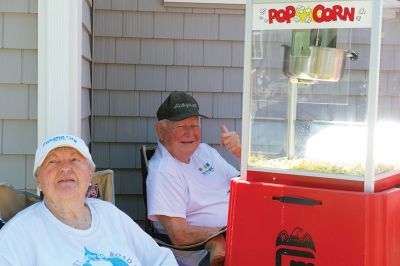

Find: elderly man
<box><xmin>0</xmin><ymin>134</ymin><xmax>177</xmax><ymax>266</ymax></box>
<box><xmin>147</xmin><ymin>91</ymin><xmax>241</xmax><ymax>266</ymax></box>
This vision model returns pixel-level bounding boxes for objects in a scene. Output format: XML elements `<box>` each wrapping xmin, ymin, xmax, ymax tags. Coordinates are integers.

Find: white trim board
<box><xmin>38</xmin><ymin>0</ymin><xmax>82</xmax><ymax>144</ymax></box>
<box><xmin>164</xmin><ymin>0</ymin><xmax>245</xmax><ymax>9</ymax></box>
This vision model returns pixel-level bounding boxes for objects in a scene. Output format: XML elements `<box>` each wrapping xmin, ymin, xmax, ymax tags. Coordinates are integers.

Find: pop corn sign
<box><xmin>253</xmin><ymin>1</ymin><xmax>372</xmax><ymax>30</ymax></box>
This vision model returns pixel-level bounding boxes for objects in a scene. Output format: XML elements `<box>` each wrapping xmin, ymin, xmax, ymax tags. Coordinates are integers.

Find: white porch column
<box><xmin>38</xmin><ymin>0</ymin><xmax>82</xmax><ymax>144</ymax></box>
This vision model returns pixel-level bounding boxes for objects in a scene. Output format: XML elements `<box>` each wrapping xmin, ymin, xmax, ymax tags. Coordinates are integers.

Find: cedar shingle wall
<box><xmin>0</xmin><ymin>0</ymin><xmax>93</xmax><ymax>191</ymax></box>
<box><xmin>82</xmin><ymin>0</ymin><xmax>93</xmax><ymax>144</ymax></box>
<box><xmin>92</xmin><ymin>0</ymin><xmax>244</xmax><ymax>222</ymax></box>
<box><xmin>0</xmin><ymin>0</ymin><xmax>38</xmax><ymax>190</ymax></box>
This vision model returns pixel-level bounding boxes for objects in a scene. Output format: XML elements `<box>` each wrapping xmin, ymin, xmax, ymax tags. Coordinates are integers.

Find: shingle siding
<box><xmin>28</xmin><ymin>85</ymin><xmax>37</xmax><ymax>119</ymax></box>
<box><xmin>0</xmin><ymin>84</ymin><xmax>29</xmax><ymax>119</ymax></box>
<box><xmin>91</xmin><ymin>142</ymin><xmax>110</xmax><ymax>168</ymax></box>
<box><xmin>213</xmin><ymin>93</ymin><xmax>242</xmax><ymax>118</ymax></box>
<box><xmin>166</xmin><ymin>7</ymin><xmax>192</xmax><ymax>13</ymax></box>
<box><xmin>0</xmin><ymin>0</ymin><xmax>29</xmax><ymax>13</ymax></box>
<box><xmin>0</xmin><ymin>6</ymin><xmax>38</xmax><ymax>191</ymax></box>
<box><xmin>123</xmin><ymin>12</ymin><xmax>154</xmax><ymax>38</ymax></box>
<box><xmin>94</xmin><ymin>10</ymin><xmax>123</xmax><ymax>37</ymax></box>
<box><xmin>0</xmin><ymin>14</ymin><xmax>3</xmax><ymax>48</ymax></box>
<box><xmin>137</xmin><ymin>0</ymin><xmax>166</xmax><ymax>12</ymax></box>
<box><xmin>174</xmin><ymin>40</ymin><xmax>203</xmax><ymax>66</ymax></box>
<box><xmin>28</xmin><ymin>0</ymin><xmax>37</xmax><ymax>13</ymax></box>
<box><xmin>189</xmin><ymin>67</ymin><xmax>224</xmax><ymax>92</ymax></box>
<box><xmin>94</xmin><ymin>0</ymin><xmax>112</xmax><ymax>10</ymax></box>
<box><xmin>166</xmin><ymin>66</ymin><xmax>189</xmax><ymax>91</ymax></box>
<box><xmin>2</xmin><ymin>120</ymin><xmax>37</xmax><ymax>154</ymax></box>
<box><xmin>82</xmin><ymin>0</ymin><xmax>92</xmax><ymax>32</ymax></box>
<box><xmin>0</xmin><ymin>49</ymin><xmax>22</xmax><ymax>83</ymax></box>
<box><xmin>154</xmin><ymin>12</ymin><xmax>184</xmax><ymax>39</ymax></box>
<box><xmin>184</xmin><ymin>14</ymin><xmax>219</xmax><ymax>40</ymax></box>
<box><xmin>219</xmin><ymin>14</ymin><xmax>245</xmax><ymax>41</ymax></box>
<box><xmin>25</xmin><ymin>155</ymin><xmax>35</xmax><ymax>188</ymax></box>
<box><xmin>112</xmin><ymin>0</ymin><xmax>138</xmax><ymax>11</ymax></box>
<box><xmin>93</xmin><ymin>37</ymin><xmax>116</xmax><ymax>63</ymax></box>
<box><xmin>115</xmin><ymin>194</ymin><xmax>146</xmax><ymax>221</ymax></box>
<box><xmin>395</xmin><ymin>47</ymin><xmax>400</xmax><ymax>70</ymax></box>
<box><xmin>92</xmin><ymin>2</ymin><xmax>245</xmax><ymax>221</ymax></box>
<box><xmin>202</xmin><ymin>118</ymin><xmax>236</xmax><ymax>144</ymax></box>
<box><xmin>224</xmin><ymin>67</ymin><xmax>243</xmax><ymax>92</ymax></box>
<box><xmin>381</xmin><ymin>46</ymin><xmax>396</xmax><ymax>71</ymax></box>
<box><xmin>3</xmin><ymin>13</ymin><xmax>37</xmax><ymax>49</ymax></box>
<box><xmin>204</xmin><ymin>40</ymin><xmax>232</xmax><ymax>67</ymax></box>
<box><xmin>93</xmin><ymin>64</ymin><xmax>107</xmax><ymax>89</ymax></box>
<box><xmin>146</xmin><ymin>117</ymin><xmax>158</xmax><ymax>143</ymax></box>
<box><xmin>138</xmin><ymin>91</ymin><xmax>162</xmax><ymax>117</ymax></box>
<box><xmin>81</xmin><ymin>0</ymin><xmax>92</xmax><ymax>145</ymax></box>
<box><xmin>82</xmin><ymin>30</ymin><xmax>92</xmax><ymax>60</ymax></box>
<box><xmin>82</xmin><ymin>88</ymin><xmax>91</xmax><ymax>117</ymax></box>
<box><xmin>382</xmin><ymin>21</ymin><xmax>400</xmax><ymax>45</ymax></box>
<box><xmin>0</xmin><ymin>155</ymin><xmax>27</xmax><ymax>189</ymax></box>
<box><xmin>22</xmin><ymin>50</ymin><xmax>37</xmax><ymax>84</ymax></box>
<box><xmin>82</xmin><ymin>59</ymin><xmax>92</xmax><ymax>88</ymax></box>
<box><xmin>232</xmin><ymin>41</ymin><xmax>244</xmax><ymax>67</ymax></box>
<box><xmin>93</xmin><ymin>117</ymin><xmax>117</xmax><ymax>141</ymax></box>
<box><xmin>110</xmin><ymin>91</ymin><xmax>140</xmax><ymax>116</ymax></box>
<box><xmin>140</xmin><ymin>39</ymin><xmax>174</xmax><ymax>65</ymax></box>
<box><xmin>119</xmin><ymin>170</ymin><xmax>142</xmax><ymax>194</ymax></box>
<box><xmin>135</xmin><ymin>65</ymin><xmax>165</xmax><ymax>91</ymax></box>
<box><xmin>106</xmin><ymin>64</ymin><xmax>136</xmax><ymax>90</ymax></box>
<box><xmin>193</xmin><ymin>92</ymin><xmax>213</xmax><ymax>118</ymax></box>
<box><xmin>93</xmin><ymin>90</ymin><xmax>110</xmax><ymax>116</ymax></box>
<box><xmin>116</xmin><ymin>38</ymin><xmax>140</xmax><ymax>64</ymax></box>
<box><xmin>116</xmin><ymin>117</ymin><xmax>147</xmax><ymax>142</ymax></box>
<box><xmin>110</xmin><ymin>143</ymin><xmax>137</xmax><ymax>168</ymax></box>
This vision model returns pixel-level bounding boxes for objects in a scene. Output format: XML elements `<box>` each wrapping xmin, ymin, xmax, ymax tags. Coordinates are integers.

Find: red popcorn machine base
<box><xmin>225</xmin><ymin>178</ymin><xmax>400</xmax><ymax>266</ymax></box>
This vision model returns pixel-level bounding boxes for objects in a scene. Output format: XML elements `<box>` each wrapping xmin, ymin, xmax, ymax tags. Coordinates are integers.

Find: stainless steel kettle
<box><xmin>283</xmin><ymin>45</ymin><xmax>358</xmax><ymax>83</ymax></box>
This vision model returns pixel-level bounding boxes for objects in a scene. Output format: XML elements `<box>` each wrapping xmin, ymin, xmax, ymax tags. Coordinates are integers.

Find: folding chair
<box><xmin>140</xmin><ymin>145</ymin><xmax>226</xmax><ymax>252</ymax></box>
<box><xmin>87</xmin><ymin>169</ymin><xmax>115</xmax><ymax>204</ymax></box>
<box><xmin>0</xmin><ymin>183</ymin><xmax>41</xmax><ymax>224</ymax></box>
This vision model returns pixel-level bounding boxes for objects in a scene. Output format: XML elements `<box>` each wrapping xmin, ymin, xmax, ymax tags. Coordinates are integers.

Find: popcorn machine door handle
<box><xmin>272</xmin><ymin>196</ymin><xmax>322</xmax><ymax>206</ymax></box>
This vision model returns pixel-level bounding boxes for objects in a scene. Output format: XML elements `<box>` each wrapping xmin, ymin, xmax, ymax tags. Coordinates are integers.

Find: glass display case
<box><xmin>226</xmin><ymin>2</ymin><xmax>400</xmax><ymax>266</ymax></box>
<box><xmin>240</xmin><ymin>0</ymin><xmax>400</xmax><ymax>192</ymax></box>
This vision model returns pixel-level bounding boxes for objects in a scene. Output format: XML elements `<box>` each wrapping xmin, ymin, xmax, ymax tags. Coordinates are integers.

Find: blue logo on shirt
<box><xmin>198</xmin><ymin>162</ymin><xmax>214</xmax><ymax>176</ymax></box>
<box><xmin>73</xmin><ymin>247</ymin><xmax>131</xmax><ymax>266</ymax></box>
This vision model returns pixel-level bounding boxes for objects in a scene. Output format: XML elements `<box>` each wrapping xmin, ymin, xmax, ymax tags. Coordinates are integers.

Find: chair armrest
<box><xmin>152</xmin><ymin>227</ymin><xmax>227</xmax><ymax>251</ymax></box>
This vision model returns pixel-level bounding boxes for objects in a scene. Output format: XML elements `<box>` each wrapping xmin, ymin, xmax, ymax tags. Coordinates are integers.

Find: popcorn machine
<box><xmin>225</xmin><ymin>0</ymin><xmax>400</xmax><ymax>265</ymax></box>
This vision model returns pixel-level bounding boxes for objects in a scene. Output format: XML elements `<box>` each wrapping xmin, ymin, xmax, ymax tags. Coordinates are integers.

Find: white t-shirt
<box><xmin>146</xmin><ymin>143</ymin><xmax>239</xmax><ymax>265</ymax></box>
<box><xmin>0</xmin><ymin>198</ymin><xmax>177</xmax><ymax>266</ymax></box>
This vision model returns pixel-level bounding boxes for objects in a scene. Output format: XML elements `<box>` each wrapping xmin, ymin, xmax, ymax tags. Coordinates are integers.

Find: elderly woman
<box><xmin>0</xmin><ymin>134</ymin><xmax>177</xmax><ymax>266</ymax></box>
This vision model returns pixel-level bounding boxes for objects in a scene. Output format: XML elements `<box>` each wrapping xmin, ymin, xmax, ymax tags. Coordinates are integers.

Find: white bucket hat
<box><xmin>33</xmin><ymin>134</ymin><xmax>95</xmax><ymax>177</ymax></box>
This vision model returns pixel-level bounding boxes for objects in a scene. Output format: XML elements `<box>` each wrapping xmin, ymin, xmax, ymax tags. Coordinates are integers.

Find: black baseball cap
<box><xmin>157</xmin><ymin>91</ymin><xmax>207</xmax><ymax>121</ymax></box>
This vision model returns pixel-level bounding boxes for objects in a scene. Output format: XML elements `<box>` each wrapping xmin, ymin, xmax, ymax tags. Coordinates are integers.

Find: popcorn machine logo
<box><xmin>258</xmin><ymin>3</ymin><xmax>367</xmax><ymax>25</ymax></box>
<box><xmin>276</xmin><ymin>227</ymin><xmax>316</xmax><ymax>266</ymax></box>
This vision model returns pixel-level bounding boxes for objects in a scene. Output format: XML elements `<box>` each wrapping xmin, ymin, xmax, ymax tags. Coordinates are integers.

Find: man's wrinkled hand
<box><xmin>220</xmin><ymin>125</ymin><xmax>241</xmax><ymax>160</ymax></box>
<box><xmin>205</xmin><ymin>234</ymin><xmax>226</xmax><ymax>266</ymax></box>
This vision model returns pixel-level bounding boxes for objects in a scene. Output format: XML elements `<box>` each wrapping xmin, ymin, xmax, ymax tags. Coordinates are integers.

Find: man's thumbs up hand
<box><xmin>220</xmin><ymin>125</ymin><xmax>241</xmax><ymax>160</ymax></box>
